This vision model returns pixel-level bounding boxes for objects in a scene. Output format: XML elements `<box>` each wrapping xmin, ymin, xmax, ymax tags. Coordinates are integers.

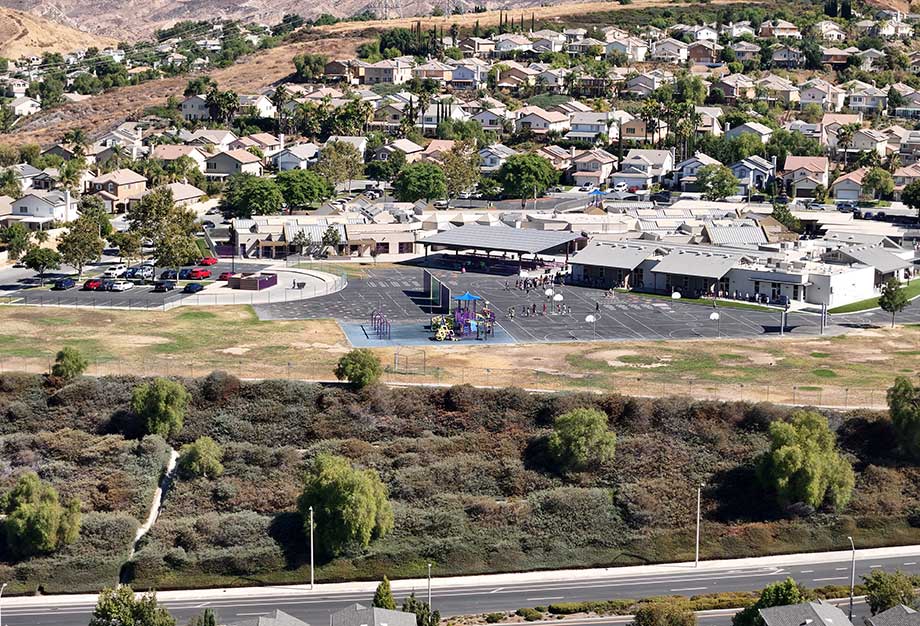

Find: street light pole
<box><xmin>427</xmin><ymin>563</ymin><xmax>433</xmax><ymax>608</ymax></box>
<box><xmin>1</xmin><ymin>581</ymin><xmax>7</xmax><ymax>626</ymax></box>
<box><xmin>848</xmin><ymin>536</ymin><xmax>856</xmax><ymax>621</ymax></box>
<box><xmin>695</xmin><ymin>484</ymin><xmax>703</xmax><ymax>568</ymax></box>
<box><xmin>309</xmin><ymin>506</ymin><xmax>315</xmax><ymax>590</ymax></box>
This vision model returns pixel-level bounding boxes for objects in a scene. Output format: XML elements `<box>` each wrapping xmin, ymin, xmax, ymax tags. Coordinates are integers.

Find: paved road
<box><xmin>4</xmin><ymin>549</ymin><xmax>918</xmax><ymax>626</ymax></box>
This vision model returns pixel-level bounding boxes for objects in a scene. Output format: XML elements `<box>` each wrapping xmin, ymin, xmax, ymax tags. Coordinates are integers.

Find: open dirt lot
<box><xmin>0</xmin><ymin>305</ymin><xmax>915</xmax><ymax>409</ymax></box>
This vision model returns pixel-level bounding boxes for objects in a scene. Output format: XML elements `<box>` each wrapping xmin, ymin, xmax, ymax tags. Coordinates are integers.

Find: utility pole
<box><xmin>695</xmin><ymin>484</ymin><xmax>703</xmax><ymax>568</ymax></box>
<box><xmin>0</xmin><ymin>581</ymin><xmax>7</xmax><ymax>626</ymax></box>
<box><xmin>309</xmin><ymin>506</ymin><xmax>315</xmax><ymax>590</ymax></box>
<box><xmin>427</xmin><ymin>563</ymin><xmax>433</xmax><ymax>608</ymax></box>
<box><xmin>848</xmin><ymin>536</ymin><xmax>856</xmax><ymax>621</ymax></box>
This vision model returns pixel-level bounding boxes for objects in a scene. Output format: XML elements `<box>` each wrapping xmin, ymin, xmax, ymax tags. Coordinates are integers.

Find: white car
<box><xmin>102</xmin><ymin>264</ymin><xmax>127</xmax><ymax>278</ymax></box>
<box><xmin>613</xmin><ymin>182</ymin><xmax>628</xmax><ymax>193</ymax></box>
<box><xmin>109</xmin><ymin>280</ymin><xmax>134</xmax><ymax>292</ymax></box>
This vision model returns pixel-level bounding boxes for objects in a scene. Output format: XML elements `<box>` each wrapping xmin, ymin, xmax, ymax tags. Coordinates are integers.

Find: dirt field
<box><xmin>0</xmin><ymin>7</ymin><xmax>116</xmax><ymax>57</ymax></box>
<box><xmin>0</xmin><ymin>305</ymin><xmax>915</xmax><ymax>410</ymax></box>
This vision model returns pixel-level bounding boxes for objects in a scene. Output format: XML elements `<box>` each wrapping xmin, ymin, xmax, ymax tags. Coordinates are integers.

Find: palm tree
<box><xmin>836</xmin><ymin>123</ymin><xmax>857</xmax><ymax>168</ymax></box>
<box><xmin>270</xmin><ymin>86</ymin><xmax>291</xmax><ymax>134</ymax></box>
<box><xmin>58</xmin><ymin>157</ymin><xmax>86</xmax><ymax>193</ymax></box>
<box><xmin>63</xmin><ymin>129</ymin><xmax>89</xmax><ymax>156</ymax></box>
<box><xmin>220</xmin><ymin>90</ymin><xmax>240</xmax><ymax>126</ymax></box>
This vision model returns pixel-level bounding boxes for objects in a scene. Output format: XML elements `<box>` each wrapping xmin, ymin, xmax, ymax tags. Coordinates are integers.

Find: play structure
<box><xmin>430</xmin><ymin>291</ymin><xmax>496</xmax><ymax>341</ymax></box>
<box><xmin>370</xmin><ymin>309</ymin><xmax>391</xmax><ymax>340</ymax></box>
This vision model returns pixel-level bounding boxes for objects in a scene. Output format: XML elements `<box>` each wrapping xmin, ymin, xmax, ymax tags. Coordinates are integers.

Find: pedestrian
<box><xmin>532</xmin><ymin>303</ymin><xmax>537</xmax><ymax>315</ymax></box>
<box><xmin>542</xmin><ymin>302</ymin><xmax>547</xmax><ymax>315</ymax></box>
<box><xmin>595</xmin><ymin>301</ymin><xmax>600</xmax><ymax>312</ymax></box>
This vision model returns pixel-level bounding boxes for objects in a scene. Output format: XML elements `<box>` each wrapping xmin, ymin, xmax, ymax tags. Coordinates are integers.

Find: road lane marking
<box><xmin>905</xmin><ymin>562</ymin><xmax>917</xmax><ymax>565</ymax></box>
<box><xmin>671</xmin><ymin>587</ymin><xmax>708</xmax><ymax>592</ymax></box>
<box><xmin>800</xmin><ymin>570</ymin><xmax>813</xmax><ymax>573</ymax></box>
<box><xmin>869</xmin><ymin>565</ymin><xmax>882</xmax><ymax>568</ymax></box>
<box><xmin>836</xmin><ymin>567</ymin><xmax>848</xmax><ymax>571</ymax></box>
<box><xmin>813</xmin><ymin>577</ymin><xmax>847</xmax><ymax>582</ymax></box>
<box><xmin>236</xmin><ymin>612</ymin><xmax>269</xmax><ymax>616</ymax></box>
<box><xmin>526</xmin><ymin>597</ymin><xmax>564</xmax><ymax>601</ymax></box>
<box><xmin>490</xmin><ymin>588</ymin><xmax>504</xmax><ymax>594</ymax></box>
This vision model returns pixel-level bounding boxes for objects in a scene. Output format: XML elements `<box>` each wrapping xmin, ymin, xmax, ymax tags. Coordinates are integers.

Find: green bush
<box><xmin>334</xmin><ymin>349</ymin><xmax>382</xmax><ymax>388</ymax></box>
<box><xmin>51</xmin><ymin>347</ymin><xmax>89</xmax><ymax>382</ymax></box>
<box><xmin>516</xmin><ymin>607</ymin><xmax>543</xmax><ymax>621</ymax></box>
<box><xmin>862</xmin><ymin>570</ymin><xmax>916</xmax><ymax>615</ymax></box>
<box><xmin>485</xmin><ymin>613</ymin><xmax>505</xmax><ymax>623</ymax></box>
<box><xmin>0</xmin><ymin>471</ymin><xmax>81</xmax><ymax>558</ymax></box>
<box><xmin>178</xmin><ymin>437</ymin><xmax>224</xmax><ymax>479</ymax></box>
<box><xmin>633</xmin><ymin>601</ymin><xmax>695</xmax><ymax>626</ymax></box>
<box><xmin>132</xmin><ymin>378</ymin><xmax>189</xmax><ymax>438</ymax></box>
<box><xmin>546</xmin><ymin>408</ymin><xmax>616</xmax><ymax>472</ymax></box>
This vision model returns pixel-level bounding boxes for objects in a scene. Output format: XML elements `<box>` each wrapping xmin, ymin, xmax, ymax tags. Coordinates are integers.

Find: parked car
<box><xmin>52</xmin><ymin>277</ymin><xmax>76</xmax><ymax>290</ymax></box>
<box><xmin>102</xmin><ymin>264</ymin><xmax>127</xmax><ymax>278</ymax></box>
<box><xmin>613</xmin><ymin>182</ymin><xmax>628</xmax><ymax>193</ymax></box>
<box><xmin>160</xmin><ymin>269</ymin><xmax>178</xmax><ymax>279</ymax></box>
<box><xmin>100</xmin><ymin>279</ymin><xmax>116</xmax><ymax>291</ymax></box>
<box><xmin>178</xmin><ymin>268</ymin><xmax>193</xmax><ymax>280</ymax></box>
<box><xmin>109</xmin><ymin>280</ymin><xmax>134</xmax><ymax>292</ymax></box>
<box><xmin>202</xmin><ymin>220</ymin><xmax>216</xmax><ymax>229</ymax></box>
<box><xmin>198</xmin><ymin>257</ymin><xmax>218</xmax><ymax>266</ymax></box>
<box><xmin>183</xmin><ymin>282</ymin><xmax>205</xmax><ymax>294</ymax></box>
<box><xmin>82</xmin><ymin>278</ymin><xmax>103</xmax><ymax>291</ymax></box>
<box><xmin>218</xmin><ymin>272</ymin><xmax>233</xmax><ymax>281</ymax></box>
<box><xmin>579</xmin><ymin>183</ymin><xmax>595</xmax><ymax>192</ymax></box>
<box><xmin>133</xmin><ymin>266</ymin><xmax>154</xmax><ymax>280</ymax></box>
<box><xmin>433</xmin><ymin>200</ymin><xmax>449</xmax><ymax>209</ymax></box>
<box><xmin>189</xmin><ymin>268</ymin><xmax>211</xmax><ymax>279</ymax></box>
<box><xmin>547</xmin><ymin>186</ymin><xmax>563</xmax><ymax>194</ymax></box>
<box><xmin>152</xmin><ymin>280</ymin><xmax>177</xmax><ymax>292</ymax></box>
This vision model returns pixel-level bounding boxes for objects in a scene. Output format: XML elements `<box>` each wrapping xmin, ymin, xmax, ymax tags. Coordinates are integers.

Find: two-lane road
<box><xmin>4</xmin><ymin>546</ymin><xmax>920</xmax><ymax>626</ymax></box>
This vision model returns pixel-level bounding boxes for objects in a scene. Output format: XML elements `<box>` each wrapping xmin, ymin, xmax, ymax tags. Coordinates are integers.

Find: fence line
<box><xmin>0</xmin><ymin>356</ymin><xmax>888</xmax><ymax>410</ymax></box>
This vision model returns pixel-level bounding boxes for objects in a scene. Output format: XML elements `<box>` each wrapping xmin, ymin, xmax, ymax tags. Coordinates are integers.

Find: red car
<box><xmin>83</xmin><ymin>278</ymin><xmax>103</xmax><ymax>291</ymax></box>
<box><xmin>188</xmin><ymin>268</ymin><xmax>211</xmax><ymax>279</ymax></box>
<box><xmin>218</xmin><ymin>272</ymin><xmax>233</xmax><ymax>281</ymax></box>
<box><xmin>198</xmin><ymin>257</ymin><xmax>218</xmax><ymax>266</ymax></box>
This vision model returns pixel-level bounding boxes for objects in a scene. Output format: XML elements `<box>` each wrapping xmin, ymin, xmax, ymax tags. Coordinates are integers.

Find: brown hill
<box><xmin>0</xmin><ymin>6</ymin><xmax>116</xmax><ymax>58</ymax></box>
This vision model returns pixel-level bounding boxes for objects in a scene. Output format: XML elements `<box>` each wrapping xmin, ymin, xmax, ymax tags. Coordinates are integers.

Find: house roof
<box><xmin>866</xmin><ymin>605</ymin><xmax>920</xmax><ymax>626</ymax></box>
<box><xmin>420</xmin><ymin>223</ymin><xmax>579</xmax><ymax>254</ymax></box>
<box><xmin>571</xmin><ymin>242</ymin><xmax>653</xmax><ymax>270</ymax></box>
<box><xmin>831</xmin><ymin>167</ymin><xmax>867</xmax><ymax>188</ymax></box>
<box><xmin>839</xmin><ymin>245</ymin><xmax>912</xmax><ymax>274</ymax></box>
<box><xmin>704</xmin><ymin>222</ymin><xmax>768</xmax><ymax>246</ymax></box>
<box><xmin>729</xmin><ymin>122</ymin><xmax>773</xmax><ymax>135</ymax></box>
<box><xmin>91</xmin><ymin>168</ymin><xmax>147</xmax><ymax>185</ymax></box>
<box><xmin>229</xmin><ymin>609</ymin><xmax>309</xmax><ymax>626</ymax></box>
<box><xmin>330</xmin><ymin>604</ymin><xmax>420</xmax><ymax>626</ymax></box>
<box><xmin>651</xmin><ymin>248</ymin><xmax>739</xmax><ymax>279</ymax></box>
<box><xmin>151</xmin><ymin>145</ymin><xmax>204</xmax><ymax>161</ymax></box>
<box><xmin>215</xmin><ymin>149</ymin><xmax>262</xmax><ymax>165</ymax></box>
<box><xmin>783</xmin><ymin>156</ymin><xmax>828</xmax><ymax>173</ymax></box>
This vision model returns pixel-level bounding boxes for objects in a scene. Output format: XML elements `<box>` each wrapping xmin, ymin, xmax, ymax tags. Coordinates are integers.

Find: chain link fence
<box><xmin>0</xmin><ymin>355</ymin><xmax>889</xmax><ymax>410</ymax></box>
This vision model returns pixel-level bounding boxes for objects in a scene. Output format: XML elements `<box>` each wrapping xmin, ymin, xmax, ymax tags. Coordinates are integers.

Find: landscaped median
<box><xmin>829</xmin><ymin>280</ymin><xmax>920</xmax><ymax>315</ymax></box>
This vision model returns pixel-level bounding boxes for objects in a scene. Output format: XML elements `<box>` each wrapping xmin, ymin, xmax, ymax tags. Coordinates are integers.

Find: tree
<box><xmin>293</xmin><ymin>53</ymin><xmax>329</xmax><ymax>82</ymax></box>
<box><xmin>0</xmin><ymin>222</ymin><xmax>33</xmax><ymax>260</ymax></box>
<box><xmin>394</xmin><ymin>162</ymin><xmax>448</xmax><ymax>202</ymax></box>
<box><xmin>297</xmin><ymin>453</ymin><xmax>393</xmax><ymax>556</ymax></box>
<box><xmin>546</xmin><ymin>408</ymin><xmax>616</xmax><ymax>472</ymax></box>
<box><xmin>373</xmin><ymin>577</ymin><xmax>397</xmax><ymax>610</ymax></box>
<box><xmin>178</xmin><ymin>436</ymin><xmax>224</xmax><ymax>479</ymax></box>
<box><xmin>335</xmin><ymin>348</ymin><xmax>383</xmax><ymax>388</ymax></box>
<box><xmin>322</xmin><ymin>224</ymin><xmax>341</xmax><ymax>253</ymax></box>
<box><xmin>221</xmin><ymin>174</ymin><xmax>283</xmax><ymax>217</ymax></box>
<box><xmin>131</xmin><ymin>377</ymin><xmax>189</xmax><ymax>438</ymax></box>
<box><xmin>862</xmin><ymin>570</ymin><xmax>915</xmax><ymax>615</ymax></box>
<box><xmin>441</xmin><ymin>140</ymin><xmax>480</xmax><ymax>206</ymax></box>
<box><xmin>497</xmin><ymin>154</ymin><xmax>557</xmax><ymax>208</ymax></box>
<box><xmin>757</xmin><ymin>411</ymin><xmax>854</xmax><ymax>511</ymax></box>
<box><xmin>22</xmin><ymin>246</ymin><xmax>62</xmax><ymax>286</ymax></box>
<box><xmin>633</xmin><ymin>601</ymin><xmax>695</xmax><ymax>626</ymax></box>
<box><xmin>697</xmin><ymin>164</ymin><xmax>739</xmax><ymax>201</ymax></box>
<box><xmin>0</xmin><ymin>471</ymin><xmax>81</xmax><ymax>558</ymax></box>
<box><xmin>109</xmin><ymin>231</ymin><xmax>142</xmax><ymax>266</ymax></box>
<box><xmin>732</xmin><ymin>579</ymin><xmax>809</xmax><ymax>626</ymax></box>
<box><xmin>78</xmin><ymin>195</ymin><xmax>114</xmax><ymax>237</ymax></box>
<box><xmin>863</xmin><ymin>167</ymin><xmax>895</xmax><ymax>200</ymax></box>
<box><xmin>402</xmin><ymin>593</ymin><xmax>440</xmax><ymax>626</ymax></box>
<box><xmin>51</xmin><ymin>346</ymin><xmax>88</xmax><ymax>381</ymax></box>
<box><xmin>89</xmin><ymin>586</ymin><xmax>175</xmax><ymax>626</ymax></box>
<box><xmin>366</xmin><ymin>149</ymin><xmax>406</xmax><ymax>185</ymax></box>
<box><xmin>316</xmin><ymin>141</ymin><xmax>364</xmax><ymax>191</ymax></box>
<box><xmin>276</xmin><ymin>169</ymin><xmax>333</xmax><ymax>209</ymax></box>
<box><xmin>887</xmin><ymin>376</ymin><xmax>920</xmax><ymax>461</ymax></box>
<box><xmin>58</xmin><ymin>218</ymin><xmax>105</xmax><ymax>278</ymax></box>
<box><xmin>127</xmin><ymin>187</ymin><xmax>199</xmax><ymax>270</ymax></box>
<box><xmin>772</xmin><ymin>203</ymin><xmax>802</xmax><ymax>234</ymax></box>
<box><xmin>185</xmin><ymin>76</ymin><xmax>216</xmax><ymax>96</ymax></box>
<box><xmin>878</xmin><ymin>276</ymin><xmax>910</xmax><ymax>328</ymax></box>
<box><xmin>188</xmin><ymin>609</ymin><xmax>217</xmax><ymax>626</ymax></box>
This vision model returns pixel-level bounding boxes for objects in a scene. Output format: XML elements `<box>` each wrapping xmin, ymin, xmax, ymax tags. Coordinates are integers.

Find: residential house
<box><xmin>730</xmin><ymin>155</ymin><xmax>775</xmax><ymax>194</ymax></box>
<box><xmin>610</xmin><ymin>149</ymin><xmax>675</xmax><ymax>190</ymax></box>
<box><xmin>821</xmin><ymin>46</ymin><xmax>852</xmax><ymax>67</ymax></box>
<box><xmin>830</xmin><ymin>167</ymin><xmax>867</xmax><ymax>200</ymax></box>
<box><xmin>865</xmin><ymin>604</ymin><xmax>920</xmax><ymax>626</ymax></box>
<box><xmin>725</xmin><ymin>121</ymin><xmax>773</xmax><ymax>144</ymax></box>
<box><xmin>538</xmin><ymin>144</ymin><xmax>575</xmax><ymax>170</ymax></box>
<box><xmin>568</xmin><ymin>37</ymin><xmax>606</xmax><ymax>56</ymax></box>
<box><xmin>472</xmin><ymin>108</ymin><xmax>508</xmax><ymax>133</ymax></box>
<box><xmin>712</xmin><ymin>74</ymin><xmax>756</xmax><ymax>103</ymax></box>
<box><xmin>494</xmin><ymin>34</ymin><xmax>533</xmax><ymax>55</ymax></box>
<box><xmin>566</xmin><ymin>112</ymin><xmax>616</xmax><ymax>143</ymax></box>
<box><xmin>272</xmin><ymin>143</ymin><xmax>320</xmax><ymax>170</ymax></box>
<box><xmin>458</xmin><ymin>37</ymin><xmax>495</xmax><ymax>58</ymax></box>
<box><xmin>204</xmin><ymin>149</ymin><xmax>263</xmax><ymax>179</ymax></box>
<box><xmin>894</xmin><ymin>163</ymin><xmax>920</xmax><ymax>198</ymax></box>
<box><xmin>651</xmin><ymin>38</ymin><xmax>689</xmax><ymax>64</ymax></box>
<box><xmin>227</xmin><ymin>609</ymin><xmax>310</xmax><ymax>626</ymax></box>
<box><xmin>181</xmin><ymin>94</ymin><xmax>211</xmax><ymax>121</ymax></box>
<box><xmin>620</xmin><ymin>117</ymin><xmax>668</xmax><ymax>144</ymax></box>
<box><xmin>479</xmin><ymin>143</ymin><xmax>517</xmax><ymax>171</ymax></box>
<box><xmin>731</xmin><ymin>41</ymin><xmax>761</xmax><ymax>63</ymax></box>
<box><xmin>150</xmin><ymin>145</ymin><xmax>208</xmax><ymax>172</ymax></box>
<box><xmin>230</xmin><ymin>133</ymin><xmax>283</xmax><ymax>158</ymax></box>
<box><xmin>801</xmin><ymin>78</ymin><xmax>846</xmax><ymax>111</ymax></box>
<box><xmin>133</xmin><ymin>182</ymin><xmax>205</xmax><ymax>209</ymax></box>
<box><xmin>186</xmin><ymin>129</ymin><xmax>238</xmax><ymax>151</ymax></box>
<box><xmin>695</xmin><ymin>106</ymin><xmax>723</xmax><ymax>136</ymax></box>
<box><xmin>537</xmin><ymin>68</ymin><xmax>570</xmax><ymax>93</ymax></box>
<box><xmin>599</xmin><ymin>26</ymin><xmax>630</xmax><ymax>42</ymax></box>
<box><xmin>759</xmin><ymin>19</ymin><xmax>802</xmax><ymax>39</ymax></box>
<box><xmin>86</xmin><ymin>168</ymin><xmax>148</xmax><ymax>212</ymax></box>
<box><xmin>756</xmin><ymin>74</ymin><xmax>800</xmax><ymax>107</ymax></box>
<box><xmin>850</xmin><ymin>128</ymin><xmax>888</xmax><ymax>157</ymax></box>
<box><xmin>9</xmin><ymin>189</ymin><xmax>78</xmax><ymax>228</ymax></box>
<box><xmin>374</xmin><ymin>138</ymin><xmax>423</xmax><ymax>162</ymax></box>
<box><xmin>782</xmin><ymin>155</ymin><xmax>830</xmax><ymax>196</ymax></box>
<box><xmin>823</xmin><ymin>112</ymin><xmax>864</xmax><ymax>149</ymax></box>
<box><xmin>772</xmin><ymin>44</ymin><xmax>803</xmax><ymax>68</ymax></box>
<box><xmin>855</xmin><ymin>48</ymin><xmax>886</xmax><ymax>71</ymax></box>
<box><xmin>9</xmin><ymin>96</ymin><xmax>41</xmax><ymax>117</ymax></box>
<box><xmin>364</xmin><ymin>59</ymin><xmax>412</xmax><ymax>85</ymax></box>
<box><xmin>815</xmin><ymin>20</ymin><xmax>847</xmax><ymax>41</ymax></box>
<box><xmin>562</xmin><ymin>28</ymin><xmax>587</xmax><ymax>42</ymax></box>
<box><xmin>326</xmin><ymin>136</ymin><xmax>367</xmax><ymax>158</ymax></box>
<box><xmin>372</xmin><ymin>102</ymin><xmax>406</xmax><ymax>132</ymax></box>
<box><xmin>331</xmin><ymin>604</ymin><xmax>417</xmax><ymax>626</ymax></box>
<box><xmin>759</xmin><ymin>601</ymin><xmax>852</xmax><ymax>626</ymax></box>
<box><xmin>847</xmin><ymin>85</ymin><xmax>888</xmax><ymax>114</ymax></box>
<box><xmin>672</xmin><ymin>152</ymin><xmax>721</xmax><ymax>190</ymax></box>
<box><xmin>688</xmin><ymin>41</ymin><xmax>723</xmax><ymax>64</ymax></box>
<box><xmin>2</xmin><ymin>163</ymin><xmax>42</xmax><ymax>192</ymax></box>
<box><xmin>606</xmin><ymin>37</ymin><xmax>648</xmax><ymax>63</ymax></box>
<box><xmin>324</xmin><ymin>59</ymin><xmax>365</xmax><ymax>83</ymax></box>
<box><xmin>413</xmin><ymin>60</ymin><xmax>454</xmax><ymax>84</ymax></box>
<box><xmin>687</xmin><ymin>24</ymin><xmax>719</xmax><ymax>42</ymax></box>
<box><xmin>720</xmin><ymin>21</ymin><xmax>756</xmax><ymax>38</ymax></box>
<box><xmin>571</xmin><ymin>148</ymin><xmax>618</xmax><ymax>187</ymax></box>
<box><xmin>450</xmin><ymin>59</ymin><xmax>489</xmax><ymax>89</ymax></box>
<box><xmin>239</xmin><ymin>94</ymin><xmax>277</xmax><ymax>119</ymax></box>
<box><xmin>514</xmin><ymin>106</ymin><xmax>570</xmax><ymax>134</ymax></box>
<box><xmin>416</xmin><ymin>101</ymin><xmax>467</xmax><ymax>134</ymax></box>
<box><xmin>626</xmin><ymin>70</ymin><xmax>674</xmax><ymax>97</ymax></box>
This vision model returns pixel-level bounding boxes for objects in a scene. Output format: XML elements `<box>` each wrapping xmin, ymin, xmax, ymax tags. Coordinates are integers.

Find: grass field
<box><xmin>828</xmin><ymin>279</ymin><xmax>920</xmax><ymax>314</ymax></box>
<box><xmin>0</xmin><ymin>305</ymin><xmax>917</xmax><ymax>408</ymax></box>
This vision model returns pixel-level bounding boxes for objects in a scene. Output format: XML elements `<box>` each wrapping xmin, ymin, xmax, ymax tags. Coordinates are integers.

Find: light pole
<box><xmin>427</xmin><ymin>563</ymin><xmax>433</xmax><ymax>608</ymax></box>
<box><xmin>1</xmin><ymin>581</ymin><xmax>7</xmax><ymax>626</ymax></box>
<box><xmin>309</xmin><ymin>506</ymin><xmax>315</xmax><ymax>590</ymax></box>
<box><xmin>848</xmin><ymin>536</ymin><xmax>856</xmax><ymax>621</ymax></box>
<box><xmin>709</xmin><ymin>311</ymin><xmax>720</xmax><ymax>338</ymax></box>
<box><xmin>585</xmin><ymin>314</ymin><xmax>597</xmax><ymax>339</ymax></box>
<box><xmin>695</xmin><ymin>484</ymin><xmax>704</xmax><ymax>568</ymax></box>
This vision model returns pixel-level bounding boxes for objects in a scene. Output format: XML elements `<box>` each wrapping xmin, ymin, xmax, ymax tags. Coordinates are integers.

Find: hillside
<box><xmin>0</xmin><ymin>6</ymin><xmax>116</xmax><ymax>58</ymax></box>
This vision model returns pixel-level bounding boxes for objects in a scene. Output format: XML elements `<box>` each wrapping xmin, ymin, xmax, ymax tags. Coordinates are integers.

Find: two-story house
<box><xmin>181</xmin><ymin>94</ymin><xmax>211</xmax><ymax>121</ymax></box>
<box><xmin>730</xmin><ymin>155</ymin><xmax>775</xmax><ymax>194</ymax></box>
<box><xmin>651</xmin><ymin>38</ymin><xmax>689</xmax><ymax>64</ymax></box>
<box><xmin>364</xmin><ymin>59</ymin><xmax>413</xmax><ymax>85</ymax></box>
<box><xmin>565</xmin><ymin>112</ymin><xmax>616</xmax><ymax>143</ymax></box>
<box><xmin>272</xmin><ymin>143</ymin><xmax>320</xmax><ymax>171</ymax></box>
<box><xmin>514</xmin><ymin>106</ymin><xmax>570</xmax><ymax>134</ymax></box>
<box><xmin>204</xmin><ymin>149</ymin><xmax>264</xmax><ymax>179</ymax></box>
<box><xmin>672</xmin><ymin>152</ymin><xmax>721</xmax><ymax>190</ymax></box>
<box><xmin>688</xmin><ymin>41</ymin><xmax>724</xmax><ymax>64</ymax></box>
<box><xmin>571</xmin><ymin>148</ymin><xmax>618</xmax><ymax>187</ymax></box>
<box><xmin>86</xmin><ymin>168</ymin><xmax>148</xmax><ymax>213</ymax></box>
<box><xmin>479</xmin><ymin>144</ymin><xmax>517</xmax><ymax>172</ymax></box>
<box><xmin>800</xmin><ymin>78</ymin><xmax>846</xmax><ymax>112</ymax></box>
<box><xmin>782</xmin><ymin>155</ymin><xmax>829</xmax><ymax>197</ymax></box>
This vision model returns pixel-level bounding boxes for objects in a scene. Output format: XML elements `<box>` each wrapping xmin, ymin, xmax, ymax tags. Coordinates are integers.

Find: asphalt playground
<box><xmin>253</xmin><ymin>263</ymin><xmax>886</xmax><ymax>346</ymax></box>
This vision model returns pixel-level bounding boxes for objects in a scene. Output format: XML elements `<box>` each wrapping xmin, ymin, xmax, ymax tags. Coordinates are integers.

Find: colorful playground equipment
<box><xmin>430</xmin><ymin>292</ymin><xmax>495</xmax><ymax>341</ymax></box>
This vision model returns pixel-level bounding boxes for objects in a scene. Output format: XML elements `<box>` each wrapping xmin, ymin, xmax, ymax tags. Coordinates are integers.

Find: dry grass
<box><xmin>0</xmin><ymin>7</ymin><xmax>116</xmax><ymax>58</ymax></box>
<box><xmin>0</xmin><ymin>305</ymin><xmax>917</xmax><ymax>408</ymax></box>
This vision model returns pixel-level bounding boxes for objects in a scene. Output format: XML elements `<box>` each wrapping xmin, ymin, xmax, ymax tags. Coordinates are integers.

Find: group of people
<box><xmin>506</xmin><ymin>275</ymin><xmax>562</xmax><ymax>294</ymax></box>
<box><xmin>507</xmin><ymin>302</ymin><xmax>573</xmax><ymax>318</ymax></box>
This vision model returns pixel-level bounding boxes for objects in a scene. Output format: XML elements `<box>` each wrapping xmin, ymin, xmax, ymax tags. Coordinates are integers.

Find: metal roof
<box><xmin>651</xmin><ymin>248</ymin><xmax>740</xmax><ymax>279</ymax></box>
<box><xmin>839</xmin><ymin>245</ymin><xmax>912</xmax><ymax>274</ymax></box>
<box><xmin>704</xmin><ymin>223</ymin><xmax>768</xmax><ymax>246</ymax></box>
<box><xmin>420</xmin><ymin>223</ymin><xmax>579</xmax><ymax>254</ymax></box>
<box><xmin>571</xmin><ymin>242</ymin><xmax>654</xmax><ymax>270</ymax></box>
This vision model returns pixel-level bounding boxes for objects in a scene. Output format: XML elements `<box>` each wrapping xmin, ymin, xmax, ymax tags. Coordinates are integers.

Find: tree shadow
<box><xmin>269</xmin><ymin>512</ymin><xmax>310</xmax><ymax>570</ymax></box>
<box><xmin>709</xmin><ymin>463</ymin><xmax>780</xmax><ymax>523</ymax></box>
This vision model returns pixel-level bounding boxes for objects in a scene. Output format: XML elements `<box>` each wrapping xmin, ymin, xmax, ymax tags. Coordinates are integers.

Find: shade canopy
<box><xmin>453</xmin><ymin>291</ymin><xmax>482</xmax><ymax>301</ymax></box>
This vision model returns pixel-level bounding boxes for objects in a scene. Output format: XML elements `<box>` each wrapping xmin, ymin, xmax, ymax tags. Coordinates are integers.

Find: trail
<box><xmin>124</xmin><ymin>447</ymin><xmax>179</xmax><ymax>570</ymax></box>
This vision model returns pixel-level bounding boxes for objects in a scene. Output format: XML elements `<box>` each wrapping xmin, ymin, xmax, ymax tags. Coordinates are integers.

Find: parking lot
<box><xmin>255</xmin><ymin>263</ymin><xmax>843</xmax><ymax>345</ymax></box>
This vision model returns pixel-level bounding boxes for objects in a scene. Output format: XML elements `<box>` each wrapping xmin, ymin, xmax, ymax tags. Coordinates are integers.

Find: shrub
<box><xmin>373</xmin><ymin>576</ymin><xmax>397</xmax><ymax>610</ymax></box>
<box><xmin>201</xmin><ymin>371</ymin><xmax>240</xmax><ymax>402</ymax></box>
<box><xmin>485</xmin><ymin>613</ymin><xmax>505</xmax><ymax>623</ymax></box>
<box><xmin>178</xmin><ymin>437</ymin><xmax>224</xmax><ymax>479</ymax></box>
<box><xmin>516</xmin><ymin>607</ymin><xmax>543</xmax><ymax>621</ymax></box>
<box><xmin>297</xmin><ymin>453</ymin><xmax>393</xmax><ymax>556</ymax></box>
<box><xmin>89</xmin><ymin>585</ymin><xmax>174</xmax><ymax>626</ymax></box>
<box><xmin>733</xmin><ymin>579</ymin><xmax>810</xmax><ymax>626</ymax></box>
<box><xmin>335</xmin><ymin>349</ymin><xmax>383</xmax><ymax>388</ymax></box>
<box><xmin>546</xmin><ymin>408</ymin><xmax>616</xmax><ymax>472</ymax></box>
<box><xmin>51</xmin><ymin>347</ymin><xmax>89</xmax><ymax>382</ymax></box>
<box><xmin>0</xmin><ymin>471</ymin><xmax>81</xmax><ymax>558</ymax></box>
<box><xmin>633</xmin><ymin>601</ymin><xmax>694</xmax><ymax>626</ymax></box>
<box><xmin>132</xmin><ymin>378</ymin><xmax>189</xmax><ymax>438</ymax></box>
<box><xmin>863</xmin><ymin>570</ymin><xmax>916</xmax><ymax>615</ymax></box>
<box><xmin>886</xmin><ymin>377</ymin><xmax>920</xmax><ymax>460</ymax></box>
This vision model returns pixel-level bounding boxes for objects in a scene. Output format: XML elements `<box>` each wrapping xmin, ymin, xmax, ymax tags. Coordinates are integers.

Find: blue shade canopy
<box><xmin>588</xmin><ymin>189</ymin><xmax>606</xmax><ymax>196</ymax></box>
<box><xmin>453</xmin><ymin>291</ymin><xmax>482</xmax><ymax>301</ymax></box>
